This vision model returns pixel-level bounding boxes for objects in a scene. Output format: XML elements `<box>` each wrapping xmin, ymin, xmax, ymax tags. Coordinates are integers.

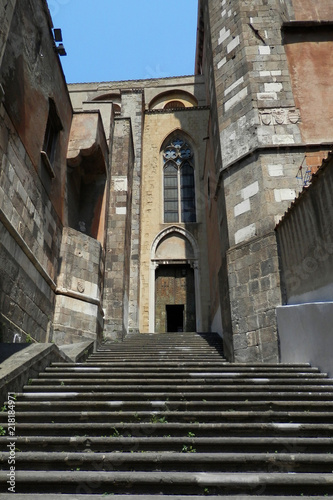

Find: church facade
<box><xmin>1</xmin><ymin>0</ymin><xmax>333</xmax><ymax>363</ymax></box>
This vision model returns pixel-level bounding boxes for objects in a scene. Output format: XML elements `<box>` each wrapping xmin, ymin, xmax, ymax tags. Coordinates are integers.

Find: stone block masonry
<box><xmin>121</xmin><ymin>90</ymin><xmax>144</xmax><ymax>334</ymax></box>
<box><xmin>200</xmin><ymin>0</ymin><xmax>313</xmax><ymax>360</ymax></box>
<box><xmin>227</xmin><ymin>232</ymin><xmax>281</xmax><ymax>362</ymax></box>
<box><xmin>52</xmin><ymin>227</ymin><xmax>104</xmax><ymax>345</ymax></box>
<box><xmin>103</xmin><ymin>118</ymin><xmax>134</xmax><ymax>339</ymax></box>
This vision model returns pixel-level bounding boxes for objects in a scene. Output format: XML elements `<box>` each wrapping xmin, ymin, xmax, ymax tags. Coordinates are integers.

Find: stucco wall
<box><xmin>290</xmin><ymin>0</ymin><xmax>333</xmax><ymax>21</ymax></box>
<box><xmin>284</xmin><ymin>25</ymin><xmax>333</xmax><ymax>146</ymax></box>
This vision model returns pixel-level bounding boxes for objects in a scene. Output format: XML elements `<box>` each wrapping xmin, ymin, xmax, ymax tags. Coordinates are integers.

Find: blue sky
<box><xmin>49</xmin><ymin>0</ymin><xmax>199</xmax><ymax>84</ymax></box>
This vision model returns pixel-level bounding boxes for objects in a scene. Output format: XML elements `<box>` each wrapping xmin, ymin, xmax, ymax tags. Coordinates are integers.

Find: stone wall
<box><xmin>53</xmin><ymin>227</ymin><xmax>104</xmax><ymax>344</ymax></box>
<box><xmin>0</xmin><ymin>0</ymin><xmax>72</xmax><ymax>343</ymax></box>
<box><xmin>227</xmin><ymin>232</ymin><xmax>281</xmax><ymax>362</ymax></box>
<box><xmin>103</xmin><ymin>118</ymin><xmax>134</xmax><ymax>338</ymax></box>
<box><xmin>121</xmin><ymin>91</ymin><xmax>144</xmax><ymax>334</ymax></box>
<box><xmin>195</xmin><ymin>0</ymin><xmax>333</xmax><ymax>361</ymax></box>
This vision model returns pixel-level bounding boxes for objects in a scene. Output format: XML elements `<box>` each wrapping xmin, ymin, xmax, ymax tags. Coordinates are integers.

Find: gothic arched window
<box><xmin>163</xmin><ymin>138</ymin><xmax>196</xmax><ymax>223</ymax></box>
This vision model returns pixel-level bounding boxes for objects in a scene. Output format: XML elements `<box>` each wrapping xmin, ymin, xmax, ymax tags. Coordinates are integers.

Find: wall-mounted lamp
<box><xmin>53</xmin><ymin>29</ymin><xmax>67</xmax><ymax>56</ymax></box>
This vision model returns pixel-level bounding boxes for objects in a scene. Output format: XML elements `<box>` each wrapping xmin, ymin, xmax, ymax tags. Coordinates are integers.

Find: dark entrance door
<box><xmin>166</xmin><ymin>304</ymin><xmax>184</xmax><ymax>332</ymax></box>
<box><xmin>155</xmin><ymin>264</ymin><xmax>196</xmax><ymax>333</ymax></box>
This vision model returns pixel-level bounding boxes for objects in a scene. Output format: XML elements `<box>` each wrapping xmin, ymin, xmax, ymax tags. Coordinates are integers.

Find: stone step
<box><xmin>66</xmin><ymin>355</ymin><xmax>226</xmax><ymax>362</ymax></box>
<box><xmin>2</xmin><ymin>451</ymin><xmax>333</xmax><ymax>473</ymax></box>
<box><xmin>2</xmin><ymin>409</ymin><xmax>333</xmax><ymax>424</ymax></box>
<box><xmin>91</xmin><ymin>350</ymin><xmax>223</xmax><ymax>359</ymax></box>
<box><xmin>10</xmin><ymin>399</ymin><xmax>333</xmax><ymax>413</ymax></box>
<box><xmin>2</xmin><ymin>331</ymin><xmax>332</xmax><ymax>498</ymax></box>
<box><xmin>3</xmin><ymin>421</ymin><xmax>333</xmax><ymax>437</ymax></box>
<box><xmin>2</xmin><ymin>435</ymin><xmax>332</xmax><ymax>453</ymax></box>
<box><xmin>46</xmin><ymin>363</ymin><xmax>321</xmax><ymax>373</ymax></box>
<box><xmin>0</xmin><ymin>470</ymin><xmax>332</xmax><ymax>495</ymax></box>
<box><xmin>89</xmin><ymin>346</ymin><xmax>224</xmax><ymax>352</ymax></box>
<box><xmin>93</xmin><ymin>341</ymin><xmax>222</xmax><ymax>346</ymax></box>
<box><xmin>33</xmin><ymin>372</ymin><xmax>330</xmax><ymax>382</ymax></box>
<box><xmin>0</xmin><ymin>495</ymin><xmax>330</xmax><ymax>500</ymax></box>
<box><xmin>24</xmin><ymin>382</ymin><xmax>333</xmax><ymax>392</ymax></box>
<box><xmin>15</xmin><ymin>389</ymin><xmax>333</xmax><ymax>401</ymax></box>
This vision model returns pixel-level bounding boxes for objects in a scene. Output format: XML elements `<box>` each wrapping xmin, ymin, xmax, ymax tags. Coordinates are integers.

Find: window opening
<box><xmin>41</xmin><ymin>99</ymin><xmax>62</xmax><ymax>177</ymax></box>
<box><xmin>163</xmin><ymin>138</ymin><xmax>196</xmax><ymax>223</ymax></box>
<box><xmin>164</xmin><ymin>100</ymin><xmax>185</xmax><ymax>110</ymax></box>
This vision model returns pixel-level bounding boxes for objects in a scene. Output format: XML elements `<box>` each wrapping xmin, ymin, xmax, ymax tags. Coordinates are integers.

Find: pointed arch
<box><xmin>149</xmin><ymin>227</ymin><xmax>202</xmax><ymax>333</ymax></box>
<box><xmin>151</xmin><ymin>226</ymin><xmax>199</xmax><ymax>260</ymax></box>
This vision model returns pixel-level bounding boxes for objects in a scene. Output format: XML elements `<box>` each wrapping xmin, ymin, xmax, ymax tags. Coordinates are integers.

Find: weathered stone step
<box><xmin>4</xmin><ymin>421</ymin><xmax>333</xmax><ymax>437</ymax></box>
<box><xmin>2</xmin><ymin>329</ymin><xmax>331</xmax><ymax>498</ymax></box>
<box><xmin>102</xmin><ymin>333</ymin><xmax>222</xmax><ymax>341</ymax></box>
<box><xmin>3</xmin><ymin>409</ymin><xmax>333</xmax><ymax>424</ymax></box>
<box><xmin>96</xmin><ymin>347</ymin><xmax>224</xmax><ymax>352</ymax></box>
<box><xmin>35</xmin><ymin>372</ymin><xmax>330</xmax><ymax>381</ymax></box>
<box><xmin>96</xmin><ymin>345</ymin><xmax>224</xmax><ymax>352</ymax></box>
<box><xmin>24</xmin><ymin>382</ymin><xmax>333</xmax><ymax>392</ymax></box>
<box><xmin>0</xmin><ymin>470</ymin><xmax>332</xmax><ymax>495</ymax></box>
<box><xmin>47</xmin><ymin>363</ymin><xmax>321</xmax><ymax>373</ymax></box>
<box><xmin>2</xmin><ymin>435</ymin><xmax>332</xmax><ymax>453</ymax></box>
<box><xmin>24</xmin><ymin>378</ymin><xmax>330</xmax><ymax>390</ymax></box>
<box><xmin>89</xmin><ymin>347</ymin><xmax>224</xmax><ymax>353</ymax></box>
<box><xmin>68</xmin><ymin>355</ymin><xmax>226</xmax><ymax>362</ymax></box>
<box><xmin>15</xmin><ymin>389</ymin><xmax>333</xmax><ymax>401</ymax></box>
<box><xmin>91</xmin><ymin>346</ymin><xmax>224</xmax><ymax>352</ymax></box>
<box><xmin>11</xmin><ymin>399</ymin><xmax>333</xmax><ymax>413</ymax></box>
<box><xmin>2</xmin><ymin>451</ymin><xmax>333</xmax><ymax>473</ymax></box>
<box><xmin>0</xmin><ymin>495</ymin><xmax>330</xmax><ymax>500</ymax></box>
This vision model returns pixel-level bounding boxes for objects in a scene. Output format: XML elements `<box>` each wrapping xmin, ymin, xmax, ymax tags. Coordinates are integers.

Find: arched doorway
<box><xmin>149</xmin><ymin>227</ymin><xmax>201</xmax><ymax>333</ymax></box>
<box><xmin>155</xmin><ymin>263</ymin><xmax>196</xmax><ymax>332</ymax></box>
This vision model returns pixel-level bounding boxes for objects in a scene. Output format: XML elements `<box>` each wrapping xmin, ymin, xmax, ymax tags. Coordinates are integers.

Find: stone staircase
<box><xmin>1</xmin><ymin>331</ymin><xmax>333</xmax><ymax>499</ymax></box>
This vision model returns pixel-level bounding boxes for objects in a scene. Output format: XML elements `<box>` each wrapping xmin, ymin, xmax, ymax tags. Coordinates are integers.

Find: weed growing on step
<box><xmin>0</xmin><ymin>426</ymin><xmax>6</xmax><ymax>436</ymax></box>
<box><xmin>187</xmin><ymin>431</ymin><xmax>196</xmax><ymax>437</ymax></box>
<box><xmin>110</xmin><ymin>428</ymin><xmax>120</xmax><ymax>438</ymax></box>
<box><xmin>182</xmin><ymin>445</ymin><xmax>196</xmax><ymax>453</ymax></box>
<box><xmin>150</xmin><ymin>415</ymin><xmax>168</xmax><ymax>424</ymax></box>
<box><xmin>1</xmin><ymin>404</ymin><xmax>7</xmax><ymax>412</ymax></box>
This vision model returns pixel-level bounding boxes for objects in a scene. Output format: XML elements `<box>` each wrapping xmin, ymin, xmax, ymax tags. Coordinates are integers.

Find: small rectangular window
<box><xmin>41</xmin><ymin>99</ymin><xmax>62</xmax><ymax>178</ymax></box>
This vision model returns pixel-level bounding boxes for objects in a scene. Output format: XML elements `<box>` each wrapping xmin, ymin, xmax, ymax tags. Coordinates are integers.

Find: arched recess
<box><xmin>149</xmin><ymin>90</ymin><xmax>198</xmax><ymax>111</ymax></box>
<box><xmin>92</xmin><ymin>93</ymin><xmax>121</xmax><ymax>114</ymax></box>
<box><xmin>149</xmin><ymin>226</ymin><xmax>202</xmax><ymax>333</ymax></box>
